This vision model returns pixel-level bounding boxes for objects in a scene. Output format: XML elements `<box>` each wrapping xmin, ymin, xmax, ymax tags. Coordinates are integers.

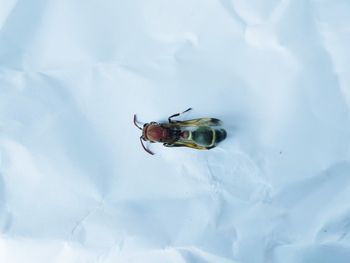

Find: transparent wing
<box><xmin>163</xmin><ymin>139</ymin><xmax>209</xmax><ymax>150</ymax></box>
<box><xmin>173</xmin><ymin>118</ymin><xmax>222</xmax><ymax>127</ymax></box>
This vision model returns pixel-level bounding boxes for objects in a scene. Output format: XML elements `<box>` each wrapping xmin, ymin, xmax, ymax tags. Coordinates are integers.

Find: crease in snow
<box><xmin>0</xmin><ymin>0</ymin><xmax>17</xmax><ymax>30</ymax></box>
<box><xmin>274</xmin><ymin>161</ymin><xmax>350</xmax><ymax>206</ymax></box>
<box><xmin>206</xmin><ymin>151</ymin><xmax>272</xmax><ymax>202</ymax></box>
<box><xmin>242</xmin><ymin>0</ymin><xmax>294</xmax><ymax>52</ymax></box>
<box><xmin>316</xmin><ymin>209</ymin><xmax>350</xmax><ymax>243</ymax></box>
<box><xmin>175</xmin><ymin>246</ymin><xmax>240</xmax><ymax>263</ymax></box>
<box><xmin>220</xmin><ymin>0</ymin><xmax>291</xmax><ymax>26</ymax></box>
<box><xmin>0</xmin><ymin>0</ymin><xmax>49</xmax><ymax>54</ymax></box>
<box><xmin>205</xmin><ymin>158</ymin><xmax>222</xmax><ymax>198</ymax></box>
<box><xmin>269</xmin><ymin>0</ymin><xmax>292</xmax><ymax>24</ymax></box>
<box><xmin>0</xmin><ymin>171</ymin><xmax>12</xmax><ymax>236</ymax></box>
<box><xmin>218</xmin><ymin>0</ymin><xmax>247</xmax><ymax>29</ymax></box>
<box><xmin>70</xmin><ymin>197</ymin><xmax>105</xmax><ymax>243</ymax></box>
<box><xmin>311</xmin><ymin>27</ymin><xmax>350</xmax><ymax>110</ymax></box>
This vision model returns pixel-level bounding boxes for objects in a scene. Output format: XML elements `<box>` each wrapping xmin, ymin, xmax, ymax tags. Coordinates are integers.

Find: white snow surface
<box><xmin>1</xmin><ymin>0</ymin><xmax>350</xmax><ymax>262</ymax></box>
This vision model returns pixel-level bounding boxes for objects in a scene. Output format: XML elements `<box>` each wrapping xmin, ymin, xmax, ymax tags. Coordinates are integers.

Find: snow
<box><xmin>1</xmin><ymin>0</ymin><xmax>350</xmax><ymax>262</ymax></box>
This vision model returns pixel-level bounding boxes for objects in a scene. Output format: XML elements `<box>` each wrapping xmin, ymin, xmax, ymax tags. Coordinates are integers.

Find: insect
<box><xmin>133</xmin><ymin>108</ymin><xmax>227</xmax><ymax>155</ymax></box>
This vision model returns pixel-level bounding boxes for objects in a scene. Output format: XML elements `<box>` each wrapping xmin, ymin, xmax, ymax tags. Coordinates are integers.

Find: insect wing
<box><xmin>174</xmin><ymin>118</ymin><xmax>222</xmax><ymax>127</ymax></box>
<box><xmin>164</xmin><ymin>138</ymin><xmax>209</xmax><ymax>150</ymax></box>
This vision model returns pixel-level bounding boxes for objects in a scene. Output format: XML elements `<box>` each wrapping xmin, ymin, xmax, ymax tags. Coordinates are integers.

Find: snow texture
<box><xmin>1</xmin><ymin>0</ymin><xmax>350</xmax><ymax>262</ymax></box>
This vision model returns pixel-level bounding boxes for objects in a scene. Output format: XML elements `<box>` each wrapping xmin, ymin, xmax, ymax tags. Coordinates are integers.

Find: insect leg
<box><xmin>133</xmin><ymin>114</ymin><xmax>143</xmax><ymax>130</ymax></box>
<box><xmin>168</xmin><ymin>108</ymin><xmax>192</xmax><ymax>123</ymax></box>
<box><xmin>140</xmin><ymin>136</ymin><xmax>154</xmax><ymax>155</ymax></box>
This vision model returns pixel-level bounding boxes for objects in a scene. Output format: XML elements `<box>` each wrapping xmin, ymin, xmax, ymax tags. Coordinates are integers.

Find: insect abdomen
<box><xmin>191</xmin><ymin>127</ymin><xmax>213</xmax><ymax>146</ymax></box>
<box><xmin>215</xmin><ymin>128</ymin><xmax>227</xmax><ymax>143</ymax></box>
<box><xmin>191</xmin><ymin>127</ymin><xmax>226</xmax><ymax>148</ymax></box>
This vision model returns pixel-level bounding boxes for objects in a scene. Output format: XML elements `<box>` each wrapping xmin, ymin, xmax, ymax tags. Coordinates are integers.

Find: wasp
<box><xmin>133</xmin><ymin>108</ymin><xmax>227</xmax><ymax>155</ymax></box>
